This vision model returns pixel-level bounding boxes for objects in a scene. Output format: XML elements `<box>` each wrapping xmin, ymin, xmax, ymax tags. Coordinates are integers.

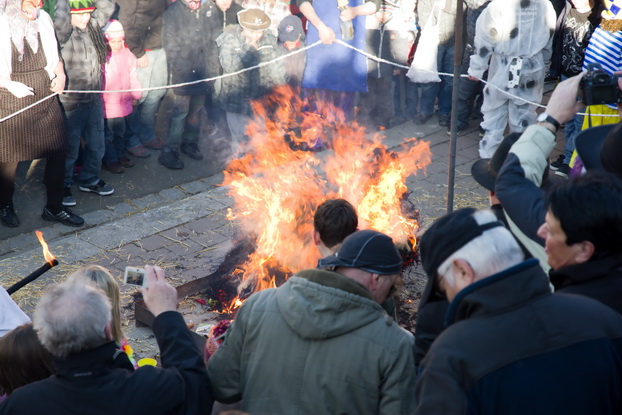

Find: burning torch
<box><xmin>337</xmin><ymin>0</ymin><xmax>354</xmax><ymax>41</ymax></box>
<box><xmin>7</xmin><ymin>231</ymin><xmax>58</xmax><ymax>295</ymax></box>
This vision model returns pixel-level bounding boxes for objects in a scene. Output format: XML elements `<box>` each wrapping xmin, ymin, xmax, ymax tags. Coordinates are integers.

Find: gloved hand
<box><xmin>5</xmin><ymin>81</ymin><xmax>34</xmax><ymax>98</ymax></box>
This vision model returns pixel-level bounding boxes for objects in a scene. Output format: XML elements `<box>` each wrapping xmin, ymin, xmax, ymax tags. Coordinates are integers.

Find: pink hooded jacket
<box><xmin>102</xmin><ymin>47</ymin><xmax>142</xmax><ymax>119</ymax></box>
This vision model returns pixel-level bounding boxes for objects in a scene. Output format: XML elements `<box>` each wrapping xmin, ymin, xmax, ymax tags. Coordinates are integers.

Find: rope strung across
<box><xmin>1</xmin><ymin>39</ymin><xmax>615</xmax><ymax>123</ymax></box>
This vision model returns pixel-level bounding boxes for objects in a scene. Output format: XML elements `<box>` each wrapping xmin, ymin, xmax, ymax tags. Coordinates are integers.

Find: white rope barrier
<box><xmin>1</xmin><ymin>38</ymin><xmax>617</xmax><ymax>123</ymax></box>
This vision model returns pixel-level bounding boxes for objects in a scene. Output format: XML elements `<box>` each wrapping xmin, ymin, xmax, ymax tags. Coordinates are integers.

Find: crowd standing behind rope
<box><xmin>2</xmin><ymin>0</ymin><xmax>622</xmax><ymax>413</ymax></box>
<box><xmin>0</xmin><ymin>0</ymin><xmax>617</xmax><ymax>227</ymax></box>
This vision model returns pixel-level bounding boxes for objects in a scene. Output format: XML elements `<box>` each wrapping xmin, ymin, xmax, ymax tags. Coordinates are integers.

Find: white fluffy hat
<box><xmin>103</xmin><ymin>19</ymin><xmax>125</xmax><ymax>39</ymax></box>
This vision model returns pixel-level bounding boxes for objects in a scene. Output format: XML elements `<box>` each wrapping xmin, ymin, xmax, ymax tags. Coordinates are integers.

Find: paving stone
<box><xmin>159</xmin><ymin>187</ymin><xmax>186</xmax><ymax>200</ymax></box>
<box><xmin>138</xmin><ymin>234</ymin><xmax>170</xmax><ymax>252</ymax></box>
<box><xmin>81</xmin><ymin>209</ymin><xmax>116</xmax><ymax>227</ymax></box>
<box><xmin>108</xmin><ymin>202</ymin><xmax>135</xmax><ymax>215</ymax></box>
<box><xmin>166</xmin><ymin>239</ymin><xmax>204</xmax><ymax>256</ymax></box>
<box><xmin>184</xmin><ymin>216</ymin><xmax>228</xmax><ymax>234</ymax></box>
<box><xmin>133</xmin><ymin>193</ymin><xmax>167</xmax><ymax>210</ymax></box>
<box><xmin>179</xmin><ymin>180</ymin><xmax>210</xmax><ymax>195</ymax></box>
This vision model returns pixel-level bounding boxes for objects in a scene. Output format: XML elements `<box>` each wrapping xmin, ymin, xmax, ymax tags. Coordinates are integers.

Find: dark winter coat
<box><xmin>0</xmin><ymin>312</ymin><xmax>213</xmax><ymax>415</ymax></box>
<box><xmin>204</xmin><ymin>0</ymin><xmax>243</xmax><ymax>78</ymax></box>
<box><xmin>163</xmin><ymin>0</ymin><xmax>215</xmax><ymax>95</ymax></box>
<box><xmin>550</xmin><ymin>255</ymin><xmax>622</xmax><ymax>315</ymax></box>
<box><xmin>116</xmin><ymin>0</ymin><xmax>168</xmax><ymax>58</ymax></box>
<box><xmin>216</xmin><ymin>27</ymin><xmax>285</xmax><ymax>115</ymax></box>
<box><xmin>54</xmin><ymin>0</ymin><xmax>114</xmax><ymax>106</ymax></box>
<box><xmin>496</xmin><ymin>123</ymin><xmax>622</xmax><ymax>314</ymax></box>
<box><xmin>415</xmin><ymin>258</ymin><xmax>622</xmax><ymax>414</ymax></box>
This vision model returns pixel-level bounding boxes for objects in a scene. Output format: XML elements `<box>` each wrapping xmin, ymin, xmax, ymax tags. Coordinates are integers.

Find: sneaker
<box><xmin>143</xmin><ymin>137</ymin><xmax>165</xmax><ymax>150</ymax></box>
<box><xmin>180</xmin><ymin>142</ymin><xmax>204</xmax><ymax>160</ymax></box>
<box><xmin>62</xmin><ymin>187</ymin><xmax>76</xmax><ymax>207</ymax></box>
<box><xmin>549</xmin><ymin>154</ymin><xmax>565</xmax><ymax>170</ymax></box>
<box><xmin>126</xmin><ymin>145</ymin><xmax>151</xmax><ymax>158</ymax></box>
<box><xmin>118</xmin><ymin>157</ymin><xmax>135</xmax><ymax>168</ymax></box>
<box><xmin>438</xmin><ymin>114</ymin><xmax>450</xmax><ymax>127</ymax></box>
<box><xmin>159</xmin><ymin>148</ymin><xmax>184</xmax><ymax>169</ymax></box>
<box><xmin>413</xmin><ymin>114</ymin><xmax>432</xmax><ymax>125</ymax></box>
<box><xmin>447</xmin><ymin>125</ymin><xmax>468</xmax><ymax>136</ymax></box>
<box><xmin>554</xmin><ymin>163</ymin><xmax>570</xmax><ymax>178</ymax></box>
<box><xmin>103</xmin><ymin>161</ymin><xmax>125</xmax><ymax>174</ymax></box>
<box><xmin>479</xmin><ymin>127</ymin><xmax>485</xmax><ymax>137</ymax></box>
<box><xmin>79</xmin><ymin>180</ymin><xmax>114</xmax><ymax>196</ymax></box>
<box><xmin>0</xmin><ymin>203</ymin><xmax>20</xmax><ymax>227</ymax></box>
<box><xmin>42</xmin><ymin>207</ymin><xmax>84</xmax><ymax>227</ymax></box>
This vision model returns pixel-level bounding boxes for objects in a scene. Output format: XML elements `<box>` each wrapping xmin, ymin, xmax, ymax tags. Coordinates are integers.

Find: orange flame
<box><xmin>36</xmin><ymin>230</ymin><xmax>56</xmax><ymax>265</ymax></box>
<box><xmin>221</xmin><ymin>85</ymin><xmax>432</xmax><ymax>309</ymax></box>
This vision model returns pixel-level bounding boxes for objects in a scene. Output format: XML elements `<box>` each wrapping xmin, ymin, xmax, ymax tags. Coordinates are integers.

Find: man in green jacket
<box><xmin>208</xmin><ymin>229</ymin><xmax>416</xmax><ymax>414</ymax></box>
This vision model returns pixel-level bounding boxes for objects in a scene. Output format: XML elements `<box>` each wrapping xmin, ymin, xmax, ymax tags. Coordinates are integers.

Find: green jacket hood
<box><xmin>276</xmin><ymin>269</ymin><xmax>391</xmax><ymax>340</ymax></box>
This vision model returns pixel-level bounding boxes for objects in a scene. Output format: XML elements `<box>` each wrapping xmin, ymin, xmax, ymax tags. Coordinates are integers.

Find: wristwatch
<box><xmin>536</xmin><ymin>113</ymin><xmax>561</xmax><ymax>133</ymax></box>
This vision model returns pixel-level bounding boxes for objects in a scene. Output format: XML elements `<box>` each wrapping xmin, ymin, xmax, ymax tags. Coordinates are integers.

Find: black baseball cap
<box><xmin>471</xmin><ymin>132</ymin><xmax>522</xmax><ymax>191</ymax></box>
<box><xmin>317</xmin><ymin>229</ymin><xmax>402</xmax><ymax>275</ymax></box>
<box><xmin>575</xmin><ymin>122</ymin><xmax>622</xmax><ymax>180</ymax></box>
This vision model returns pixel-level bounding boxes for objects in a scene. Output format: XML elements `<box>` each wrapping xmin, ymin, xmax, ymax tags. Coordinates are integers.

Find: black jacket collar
<box><xmin>53</xmin><ymin>341</ymin><xmax>118</xmax><ymax>380</ymax></box>
<box><xmin>445</xmin><ymin>258</ymin><xmax>550</xmax><ymax>326</ymax></box>
<box><xmin>549</xmin><ymin>254</ymin><xmax>622</xmax><ymax>289</ymax></box>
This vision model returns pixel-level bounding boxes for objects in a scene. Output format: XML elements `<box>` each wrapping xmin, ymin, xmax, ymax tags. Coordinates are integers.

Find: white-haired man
<box><xmin>0</xmin><ymin>266</ymin><xmax>213</xmax><ymax>414</ymax></box>
<box><xmin>414</xmin><ymin>208</ymin><xmax>622</xmax><ymax>414</ymax></box>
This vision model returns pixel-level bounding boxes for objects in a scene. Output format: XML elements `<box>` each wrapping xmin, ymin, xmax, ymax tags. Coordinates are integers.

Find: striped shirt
<box><xmin>582</xmin><ymin>26</ymin><xmax>622</xmax><ymax>74</ymax></box>
<box><xmin>582</xmin><ymin>26</ymin><xmax>622</xmax><ymax>108</ymax></box>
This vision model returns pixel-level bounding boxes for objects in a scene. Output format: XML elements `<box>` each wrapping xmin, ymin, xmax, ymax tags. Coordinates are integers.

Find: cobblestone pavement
<box><xmin>0</xmin><ymin>84</ymin><xmax>562</xmax><ymax>361</ymax></box>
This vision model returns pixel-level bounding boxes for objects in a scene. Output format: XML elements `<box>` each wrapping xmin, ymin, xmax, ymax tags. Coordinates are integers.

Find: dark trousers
<box><xmin>358</xmin><ymin>75</ymin><xmax>394</xmax><ymax>125</ymax></box>
<box><xmin>0</xmin><ymin>157</ymin><xmax>65</xmax><ymax>210</ymax></box>
<box><xmin>455</xmin><ymin>77</ymin><xmax>484</xmax><ymax>129</ymax></box>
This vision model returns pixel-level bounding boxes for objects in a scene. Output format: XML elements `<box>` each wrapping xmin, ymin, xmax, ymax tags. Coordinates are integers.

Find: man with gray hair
<box><xmin>0</xmin><ymin>265</ymin><xmax>213</xmax><ymax>414</ymax></box>
<box><xmin>414</xmin><ymin>208</ymin><xmax>622</xmax><ymax>414</ymax></box>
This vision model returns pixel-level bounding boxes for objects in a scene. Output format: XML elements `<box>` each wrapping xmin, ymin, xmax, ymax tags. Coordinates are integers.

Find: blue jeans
<box><xmin>63</xmin><ymin>99</ymin><xmax>105</xmax><ymax>187</ymax></box>
<box><xmin>104</xmin><ymin>115</ymin><xmax>142</xmax><ymax>163</ymax></box>
<box><xmin>560</xmin><ymin>75</ymin><xmax>584</xmax><ymax>164</ymax></box>
<box><xmin>416</xmin><ymin>43</ymin><xmax>455</xmax><ymax>117</ymax></box>
<box><xmin>135</xmin><ymin>48</ymin><xmax>168</xmax><ymax>143</ymax></box>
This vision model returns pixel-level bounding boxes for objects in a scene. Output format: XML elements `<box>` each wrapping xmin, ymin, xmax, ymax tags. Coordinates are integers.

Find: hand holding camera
<box><xmin>542</xmin><ymin>72</ymin><xmax>586</xmax><ymax>126</ymax></box>
<box><xmin>580</xmin><ymin>63</ymin><xmax>622</xmax><ymax>106</ymax></box>
<box><xmin>140</xmin><ymin>265</ymin><xmax>178</xmax><ymax>317</ymax></box>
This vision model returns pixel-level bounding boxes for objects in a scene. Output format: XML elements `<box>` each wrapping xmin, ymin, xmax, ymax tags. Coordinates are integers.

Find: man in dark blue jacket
<box><xmin>496</xmin><ymin>74</ymin><xmax>622</xmax><ymax>315</ymax></box>
<box><xmin>415</xmin><ymin>208</ymin><xmax>622</xmax><ymax>414</ymax></box>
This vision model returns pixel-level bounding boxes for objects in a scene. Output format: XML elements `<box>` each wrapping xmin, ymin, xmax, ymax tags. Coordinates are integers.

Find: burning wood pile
<box><xmin>219</xmin><ymin>86</ymin><xmax>432</xmax><ymax>311</ymax></box>
<box><xmin>136</xmin><ymin>86</ymin><xmax>432</xmax><ymax>333</ymax></box>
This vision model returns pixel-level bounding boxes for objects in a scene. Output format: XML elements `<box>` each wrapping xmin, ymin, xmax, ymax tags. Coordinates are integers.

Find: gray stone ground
<box><xmin>0</xmin><ymin>84</ymin><xmax>562</xmax><ymax>363</ymax></box>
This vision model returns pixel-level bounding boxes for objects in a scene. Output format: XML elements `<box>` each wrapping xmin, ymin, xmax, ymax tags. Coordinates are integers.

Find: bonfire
<box><xmin>221</xmin><ymin>86</ymin><xmax>432</xmax><ymax>311</ymax></box>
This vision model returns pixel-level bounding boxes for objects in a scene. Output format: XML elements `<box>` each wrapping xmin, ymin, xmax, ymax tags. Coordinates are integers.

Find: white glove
<box><xmin>6</xmin><ymin>81</ymin><xmax>34</xmax><ymax>98</ymax></box>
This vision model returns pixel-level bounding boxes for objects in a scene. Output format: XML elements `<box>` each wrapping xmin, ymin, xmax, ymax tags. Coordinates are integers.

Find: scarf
<box><xmin>2</xmin><ymin>0</ymin><xmax>40</xmax><ymax>58</ymax></box>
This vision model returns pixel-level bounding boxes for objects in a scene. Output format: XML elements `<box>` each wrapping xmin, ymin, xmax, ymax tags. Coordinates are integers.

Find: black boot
<box><xmin>180</xmin><ymin>142</ymin><xmax>203</xmax><ymax>160</ymax></box>
<box><xmin>0</xmin><ymin>202</ymin><xmax>20</xmax><ymax>227</ymax></box>
<box><xmin>158</xmin><ymin>147</ymin><xmax>184</xmax><ymax>169</ymax></box>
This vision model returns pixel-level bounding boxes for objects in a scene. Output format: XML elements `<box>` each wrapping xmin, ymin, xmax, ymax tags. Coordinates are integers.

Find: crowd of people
<box><xmin>2</xmin><ymin>0</ymin><xmax>622</xmax><ymax>412</ymax></box>
<box><xmin>0</xmin><ymin>0</ymin><xmax>617</xmax><ymax>225</ymax></box>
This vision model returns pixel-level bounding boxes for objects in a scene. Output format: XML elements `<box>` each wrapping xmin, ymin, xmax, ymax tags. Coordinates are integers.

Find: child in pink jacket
<box><xmin>102</xmin><ymin>20</ymin><xmax>147</xmax><ymax>174</ymax></box>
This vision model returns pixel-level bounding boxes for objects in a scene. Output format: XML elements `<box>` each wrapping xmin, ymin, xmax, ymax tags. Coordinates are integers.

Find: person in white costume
<box><xmin>468</xmin><ymin>0</ymin><xmax>556</xmax><ymax>158</ymax></box>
